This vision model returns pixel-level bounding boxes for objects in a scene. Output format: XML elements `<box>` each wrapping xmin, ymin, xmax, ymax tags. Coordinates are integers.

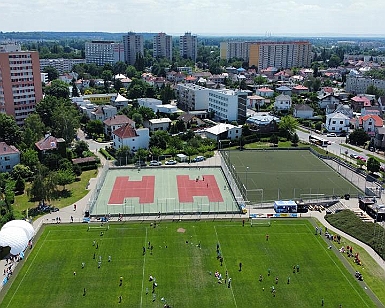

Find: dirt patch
<box><xmin>177</xmin><ymin>228</ymin><xmax>186</xmax><ymax>233</ymax></box>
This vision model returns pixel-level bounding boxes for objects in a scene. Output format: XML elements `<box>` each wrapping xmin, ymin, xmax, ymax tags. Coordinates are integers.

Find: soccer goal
<box><xmin>87</xmin><ymin>223</ymin><xmax>110</xmax><ymax>232</ymax></box>
<box><xmin>250</xmin><ymin>217</ymin><xmax>271</xmax><ymax>227</ymax></box>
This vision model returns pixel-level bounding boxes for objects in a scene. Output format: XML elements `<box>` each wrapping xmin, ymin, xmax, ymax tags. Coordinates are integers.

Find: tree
<box><xmin>254</xmin><ymin>75</ymin><xmax>267</xmax><ymax>85</ymax></box>
<box><xmin>367</xmin><ymin>157</ymin><xmax>380</xmax><ymax>174</ymax></box>
<box><xmin>278</xmin><ymin>115</ymin><xmax>298</xmax><ymax>139</ymax></box>
<box><xmin>44</xmin><ymin>79</ymin><xmax>70</xmax><ymax>99</ymax></box>
<box><xmin>270</xmin><ymin>134</ymin><xmax>279</xmax><ymax>146</ymax></box>
<box><xmin>348</xmin><ymin>129</ymin><xmax>369</xmax><ymax>146</ymax></box>
<box><xmin>184</xmin><ymin>146</ymin><xmax>197</xmax><ymax>162</ymax></box>
<box><xmin>56</xmin><ymin>169</ymin><xmax>75</xmax><ymax>190</ymax></box>
<box><xmin>131</xmin><ymin>113</ymin><xmax>143</xmax><ymax>127</ymax></box>
<box><xmin>86</xmin><ymin>120</ymin><xmax>104</xmax><ymax>139</ymax></box>
<box><xmin>115</xmin><ymin>146</ymin><xmax>130</xmax><ymax>165</ymax></box>
<box><xmin>149</xmin><ymin>130</ymin><xmax>169</xmax><ymax>150</ymax></box>
<box><xmin>291</xmin><ymin>133</ymin><xmax>299</xmax><ymax>146</ymax></box>
<box><xmin>160</xmin><ymin>84</ymin><xmax>175</xmax><ymax>104</ymax></box>
<box><xmin>11</xmin><ymin>164</ymin><xmax>33</xmax><ymax>181</ymax></box>
<box><xmin>51</xmin><ymin>102</ymin><xmax>80</xmax><ymax>145</ymax></box>
<box><xmin>43</xmin><ymin>66</ymin><xmax>59</xmax><ymax>82</ymax></box>
<box><xmin>135</xmin><ymin>148</ymin><xmax>149</xmax><ymax>162</ymax></box>
<box><xmin>150</xmin><ymin>146</ymin><xmax>162</xmax><ymax>161</ymax></box>
<box><xmin>0</xmin><ymin>113</ymin><xmax>21</xmax><ymax>145</ymax></box>
<box><xmin>74</xmin><ymin>140</ymin><xmax>90</xmax><ymax>158</ymax></box>
<box><xmin>22</xmin><ymin>114</ymin><xmax>46</xmax><ymax>149</ymax></box>
<box><xmin>21</xmin><ymin>149</ymin><xmax>39</xmax><ymax>171</ymax></box>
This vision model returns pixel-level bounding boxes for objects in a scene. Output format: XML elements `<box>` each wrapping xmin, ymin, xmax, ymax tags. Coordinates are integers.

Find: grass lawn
<box><xmin>0</xmin><ymin>220</ymin><xmax>378</xmax><ymax>308</ymax></box>
<box><xmin>12</xmin><ymin>170</ymin><xmax>97</xmax><ymax>219</ymax></box>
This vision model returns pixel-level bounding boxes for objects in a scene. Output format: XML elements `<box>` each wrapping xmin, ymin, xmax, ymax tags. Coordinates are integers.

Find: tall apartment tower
<box><xmin>0</xmin><ymin>43</ymin><xmax>43</xmax><ymax>125</ymax></box>
<box><xmin>85</xmin><ymin>41</ymin><xmax>124</xmax><ymax>66</ymax></box>
<box><xmin>179</xmin><ymin>32</ymin><xmax>197</xmax><ymax>62</ymax></box>
<box><xmin>153</xmin><ymin>33</ymin><xmax>173</xmax><ymax>61</ymax></box>
<box><xmin>123</xmin><ymin>32</ymin><xmax>144</xmax><ymax>66</ymax></box>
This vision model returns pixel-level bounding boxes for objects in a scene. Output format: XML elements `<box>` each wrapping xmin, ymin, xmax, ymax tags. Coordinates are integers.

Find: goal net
<box><xmin>250</xmin><ymin>218</ymin><xmax>271</xmax><ymax>227</ymax></box>
<box><xmin>87</xmin><ymin>223</ymin><xmax>110</xmax><ymax>232</ymax></box>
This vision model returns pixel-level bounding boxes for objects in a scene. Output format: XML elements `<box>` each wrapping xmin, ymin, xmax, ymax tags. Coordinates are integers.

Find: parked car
<box><xmin>134</xmin><ymin>161</ymin><xmax>147</xmax><ymax>167</ymax></box>
<box><xmin>192</xmin><ymin>156</ymin><xmax>205</xmax><ymax>162</ymax></box>
<box><xmin>326</xmin><ymin>133</ymin><xmax>337</xmax><ymax>137</ymax></box>
<box><xmin>149</xmin><ymin>160</ymin><xmax>162</xmax><ymax>166</ymax></box>
<box><xmin>165</xmin><ymin>160</ymin><xmax>177</xmax><ymax>165</ymax></box>
<box><xmin>350</xmin><ymin>153</ymin><xmax>359</xmax><ymax>159</ymax></box>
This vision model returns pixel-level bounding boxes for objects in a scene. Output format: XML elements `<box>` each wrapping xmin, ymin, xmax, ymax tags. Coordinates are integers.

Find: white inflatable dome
<box><xmin>2</xmin><ymin>220</ymin><xmax>35</xmax><ymax>240</ymax></box>
<box><xmin>0</xmin><ymin>227</ymin><xmax>29</xmax><ymax>255</ymax></box>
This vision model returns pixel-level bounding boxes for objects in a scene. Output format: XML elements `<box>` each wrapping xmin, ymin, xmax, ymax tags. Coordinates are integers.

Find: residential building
<box><xmin>374</xmin><ymin>126</ymin><xmax>385</xmax><ymax>148</ymax></box>
<box><xmin>205</xmin><ymin>123</ymin><xmax>242</xmax><ymax>142</ymax></box>
<box><xmin>144</xmin><ymin>118</ymin><xmax>172</xmax><ymax>132</ymax></box>
<box><xmin>35</xmin><ymin>135</ymin><xmax>66</xmax><ymax>157</ymax></box>
<box><xmin>39</xmin><ymin>58</ymin><xmax>86</xmax><ymax>74</ymax></box>
<box><xmin>318</xmin><ymin>94</ymin><xmax>344</xmax><ymax>109</ymax></box>
<box><xmin>351</xmin><ymin>114</ymin><xmax>383</xmax><ymax>137</ymax></box>
<box><xmin>326</xmin><ymin>104</ymin><xmax>353</xmax><ymax>118</ymax></box>
<box><xmin>292</xmin><ymin>84</ymin><xmax>309</xmax><ymax>95</ymax></box>
<box><xmin>138</xmin><ymin>97</ymin><xmax>179</xmax><ymax>114</ymax></box>
<box><xmin>103</xmin><ymin>115</ymin><xmax>135</xmax><ymax>138</ymax></box>
<box><xmin>112</xmin><ymin>123</ymin><xmax>149</xmax><ymax>152</ymax></box>
<box><xmin>177</xmin><ymin>113</ymin><xmax>207</xmax><ymax>128</ymax></box>
<box><xmin>40</xmin><ymin>73</ymin><xmax>48</xmax><ymax>84</ymax></box>
<box><xmin>111</xmin><ymin>93</ymin><xmax>130</xmax><ymax>110</ymax></box>
<box><xmin>220</xmin><ymin>41</ymin><xmax>312</xmax><ymax>70</ymax></box>
<box><xmin>293</xmin><ymin>104</ymin><xmax>314</xmax><ymax>119</ymax></box>
<box><xmin>85</xmin><ymin>41</ymin><xmax>124</xmax><ymax>66</ymax></box>
<box><xmin>325</xmin><ymin>112</ymin><xmax>350</xmax><ymax>133</ymax></box>
<box><xmin>123</xmin><ymin>32</ymin><xmax>144</xmax><ymax>66</ymax></box>
<box><xmin>247</xmin><ymin>95</ymin><xmax>265</xmax><ymax>109</ymax></box>
<box><xmin>246</xmin><ymin>113</ymin><xmax>280</xmax><ymax>133</ymax></box>
<box><xmin>153</xmin><ymin>33</ymin><xmax>172</xmax><ymax>61</ymax></box>
<box><xmin>351</xmin><ymin>95</ymin><xmax>372</xmax><ymax>112</ymax></box>
<box><xmin>255</xmin><ymin>87</ymin><xmax>274</xmax><ymax>98</ymax></box>
<box><xmin>176</xmin><ymin>84</ymin><xmax>210</xmax><ymax>111</ymax></box>
<box><xmin>274</xmin><ymin>94</ymin><xmax>292</xmax><ymax>111</ymax></box>
<box><xmin>346</xmin><ymin>75</ymin><xmax>385</xmax><ymax>95</ymax></box>
<box><xmin>208</xmin><ymin>89</ymin><xmax>247</xmax><ymax>123</ymax></box>
<box><xmin>0</xmin><ymin>43</ymin><xmax>43</xmax><ymax>125</ymax></box>
<box><xmin>179</xmin><ymin>32</ymin><xmax>197</xmax><ymax>62</ymax></box>
<box><xmin>0</xmin><ymin>142</ymin><xmax>20</xmax><ymax>172</ymax></box>
<box><xmin>276</xmin><ymin>86</ymin><xmax>292</xmax><ymax>96</ymax></box>
<box><xmin>90</xmin><ymin>105</ymin><xmax>117</xmax><ymax>122</ymax></box>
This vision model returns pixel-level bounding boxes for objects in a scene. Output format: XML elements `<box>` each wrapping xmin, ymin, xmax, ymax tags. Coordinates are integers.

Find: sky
<box><xmin>0</xmin><ymin>0</ymin><xmax>384</xmax><ymax>36</ymax></box>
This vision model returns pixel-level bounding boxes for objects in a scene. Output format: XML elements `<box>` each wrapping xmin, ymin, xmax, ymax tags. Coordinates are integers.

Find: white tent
<box><xmin>0</xmin><ymin>227</ymin><xmax>29</xmax><ymax>255</ymax></box>
<box><xmin>0</xmin><ymin>220</ymin><xmax>35</xmax><ymax>255</ymax></box>
<box><xmin>2</xmin><ymin>220</ymin><xmax>35</xmax><ymax>240</ymax></box>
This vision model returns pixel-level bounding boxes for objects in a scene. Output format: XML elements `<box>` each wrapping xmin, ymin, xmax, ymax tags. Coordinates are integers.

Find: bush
<box><xmin>99</xmin><ymin>148</ymin><xmax>114</xmax><ymax>160</ymax></box>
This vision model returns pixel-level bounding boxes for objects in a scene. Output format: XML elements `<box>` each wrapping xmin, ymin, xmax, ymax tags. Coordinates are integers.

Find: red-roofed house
<box><xmin>0</xmin><ymin>142</ymin><xmax>20</xmax><ymax>172</ymax></box>
<box><xmin>351</xmin><ymin>114</ymin><xmax>383</xmax><ymax>136</ymax></box>
<box><xmin>112</xmin><ymin>124</ymin><xmax>149</xmax><ymax>152</ymax></box>
<box><xmin>351</xmin><ymin>95</ymin><xmax>372</xmax><ymax>112</ymax></box>
<box><xmin>185</xmin><ymin>75</ymin><xmax>197</xmax><ymax>83</ymax></box>
<box><xmin>256</xmin><ymin>87</ymin><xmax>274</xmax><ymax>98</ymax></box>
<box><xmin>103</xmin><ymin>115</ymin><xmax>135</xmax><ymax>138</ymax></box>
<box><xmin>292</xmin><ymin>85</ymin><xmax>309</xmax><ymax>94</ymax></box>
<box><xmin>35</xmin><ymin>135</ymin><xmax>66</xmax><ymax>157</ymax></box>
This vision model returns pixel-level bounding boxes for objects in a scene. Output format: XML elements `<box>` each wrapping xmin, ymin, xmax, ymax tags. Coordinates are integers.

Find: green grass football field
<box><xmin>225</xmin><ymin>150</ymin><xmax>362</xmax><ymax>203</ymax></box>
<box><xmin>0</xmin><ymin>220</ymin><xmax>377</xmax><ymax>308</ymax></box>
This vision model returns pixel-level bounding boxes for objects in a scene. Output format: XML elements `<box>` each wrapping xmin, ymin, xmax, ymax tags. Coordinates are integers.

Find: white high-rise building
<box><xmin>85</xmin><ymin>41</ymin><xmax>124</xmax><ymax>66</ymax></box>
<box><xmin>179</xmin><ymin>32</ymin><xmax>197</xmax><ymax>62</ymax></box>
<box><xmin>153</xmin><ymin>33</ymin><xmax>173</xmax><ymax>61</ymax></box>
<box><xmin>220</xmin><ymin>41</ymin><xmax>312</xmax><ymax>71</ymax></box>
<box><xmin>123</xmin><ymin>32</ymin><xmax>144</xmax><ymax>66</ymax></box>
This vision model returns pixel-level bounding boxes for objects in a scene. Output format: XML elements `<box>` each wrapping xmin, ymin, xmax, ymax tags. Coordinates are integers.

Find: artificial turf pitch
<box><xmin>0</xmin><ymin>220</ymin><xmax>376</xmax><ymax>308</ymax></box>
<box><xmin>227</xmin><ymin>150</ymin><xmax>362</xmax><ymax>203</ymax></box>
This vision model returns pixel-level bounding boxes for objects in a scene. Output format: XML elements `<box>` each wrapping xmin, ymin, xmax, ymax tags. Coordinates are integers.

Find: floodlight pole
<box><xmin>246</xmin><ymin>166</ymin><xmax>249</xmax><ymax>200</ymax></box>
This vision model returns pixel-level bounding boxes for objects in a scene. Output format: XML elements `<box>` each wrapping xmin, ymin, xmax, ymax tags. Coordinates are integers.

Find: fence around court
<box><xmin>220</xmin><ymin>147</ymin><xmax>380</xmax><ymax>206</ymax></box>
<box><xmin>88</xmin><ymin>162</ymin><xmax>110</xmax><ymax>214</ymax></box>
